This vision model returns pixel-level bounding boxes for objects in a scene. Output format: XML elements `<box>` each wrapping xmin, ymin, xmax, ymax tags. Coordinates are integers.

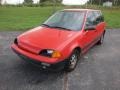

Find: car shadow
<box><xmin>14</xmin><ymin>60</ymin><xmax>65</xmax><ymax>85</ymax></box>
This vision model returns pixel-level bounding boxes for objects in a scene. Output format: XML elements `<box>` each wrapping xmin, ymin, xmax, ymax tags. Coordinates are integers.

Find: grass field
<box><xmin>0</xmin><ymin>7</ymin><xmax>120</xmax><ymax>31</ymax></box>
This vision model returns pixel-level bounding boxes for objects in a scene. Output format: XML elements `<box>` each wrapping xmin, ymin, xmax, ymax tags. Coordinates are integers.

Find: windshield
<box><xmin>42</xmin><ymin>11</ymin><xmax>86</xmax><ymax>31</ymax></box>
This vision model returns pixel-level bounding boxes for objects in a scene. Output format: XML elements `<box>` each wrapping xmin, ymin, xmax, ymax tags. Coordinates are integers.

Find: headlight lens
<box><xmin>39</xmin><ymin>49</ymin><xmax>61</xmax><ymax>58</ymax></box>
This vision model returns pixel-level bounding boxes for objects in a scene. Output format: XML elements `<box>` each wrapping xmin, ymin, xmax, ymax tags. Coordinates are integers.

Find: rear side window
<box><xmin>94</xmin><ymin>11</ymin><xmax>104</xmax><ymax>24</ymax></box>
<box><xmin>86</xmin><ymin>11</ymin><xmax>104</xmax><ymax>27</ymax></box>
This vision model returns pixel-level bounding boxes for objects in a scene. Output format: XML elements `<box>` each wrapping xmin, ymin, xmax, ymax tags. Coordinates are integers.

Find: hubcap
<box><xmin>69</xmin><ymin>54</ymin><xmax>77</xmax><ymax>69</ymax></box>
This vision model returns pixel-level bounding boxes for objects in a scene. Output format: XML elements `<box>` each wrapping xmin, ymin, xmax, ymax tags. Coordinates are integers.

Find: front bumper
<box><xmin>11</xmin><ymin>44</ymin><xmax>66</xmax><ymax>70</ymax></box>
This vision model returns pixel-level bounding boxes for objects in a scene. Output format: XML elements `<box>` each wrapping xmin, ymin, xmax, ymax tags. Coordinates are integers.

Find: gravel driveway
<box><xmin>0</xmin><ymin>29</ymin><xmax>120</xmax><ymax>90</ymax></box>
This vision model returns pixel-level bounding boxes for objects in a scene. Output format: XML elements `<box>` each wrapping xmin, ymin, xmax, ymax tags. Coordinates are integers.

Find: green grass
<box><xmin>0</xmin><ymin>7</ymin><xmax>120</xmax><ymax>31</ymax></box>
<box><xmin>0</xmin><ymin>7</ymin><xmax>57</xmax><ymax>31</ymax></box>
<box><xmin>103</xmin><ymin>9</ymin><xmax>120</xmax><ymax>29</ymax></box>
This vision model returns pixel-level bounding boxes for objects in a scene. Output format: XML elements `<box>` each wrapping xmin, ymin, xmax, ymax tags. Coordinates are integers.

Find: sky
<box><xmin>2</xmin><ymin>0</ymin><xmax>89</xmax><ymax>5</ymax></box>
<box><xmin>62</xmin><ymin>0</ymin><xmax>89</xmax><ymax>5</ymax></box>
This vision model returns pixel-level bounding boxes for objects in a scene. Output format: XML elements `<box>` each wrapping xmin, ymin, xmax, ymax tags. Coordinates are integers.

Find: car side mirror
<box><xmin>85</xmin><ymin>26</ymin><xmax>96</xmax><ymax>31</ymax></box>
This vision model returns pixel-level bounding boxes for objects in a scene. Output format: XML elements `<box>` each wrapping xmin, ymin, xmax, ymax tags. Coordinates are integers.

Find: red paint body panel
<box><xmin>18</xmin><ymin>26</ymin><xmax>77</xmax><ymax>52</ymax></box>
<box><xmin>11</xmin><ymin>9</ymin><xmax>106</xmax><ymax>64</ymax></box>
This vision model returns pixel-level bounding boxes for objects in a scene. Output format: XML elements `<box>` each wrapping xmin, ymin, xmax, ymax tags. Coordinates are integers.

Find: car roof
<box><xmin>63</xmin><ymin>9</ymin><xmax>100</xmax><ymax>11</ymax></box>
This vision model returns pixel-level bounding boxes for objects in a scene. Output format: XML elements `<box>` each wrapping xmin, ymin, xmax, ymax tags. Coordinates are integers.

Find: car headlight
<box><xmin>39</xmin><ymin>49</ymin><xmax>61</xmax><ymax>58</ymax></box>
<box><xmin>14</xmin><ymin>38</ymin><xmax>18</xmax><ymax>45</ymax></box>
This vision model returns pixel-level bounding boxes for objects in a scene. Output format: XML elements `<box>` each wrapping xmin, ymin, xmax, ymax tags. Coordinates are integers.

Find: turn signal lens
<box><xmin>52</xmin><ymin>51</ymin><xmax>61</xmax><ymax>58</ymax></box>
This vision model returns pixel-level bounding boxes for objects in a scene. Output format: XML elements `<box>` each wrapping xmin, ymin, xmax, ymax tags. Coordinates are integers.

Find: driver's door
<box><xmin>80</xmin><ymin>11</ymin><xmax>98</xmax><ymax>53</ymax></box>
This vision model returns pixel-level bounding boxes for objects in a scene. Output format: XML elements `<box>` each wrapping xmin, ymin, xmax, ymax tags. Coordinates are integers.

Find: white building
<box><xmin>103</xmin><ymin>1</ymin><xmax>112</xmax><ymax>7</ymax></box>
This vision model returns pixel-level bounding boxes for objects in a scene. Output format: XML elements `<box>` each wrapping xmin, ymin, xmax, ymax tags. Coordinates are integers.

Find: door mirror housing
<box><xmin>85</xmin><ymin>26</ymin><xmax>96</xmax><ymax>31</ymax></box>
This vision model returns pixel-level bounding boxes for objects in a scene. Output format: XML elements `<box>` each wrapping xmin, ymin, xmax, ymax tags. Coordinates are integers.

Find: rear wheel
<box><xmin>65</xmin><ymin>50</ymin><xmax>80</xmax><ymax>72</ymax></box>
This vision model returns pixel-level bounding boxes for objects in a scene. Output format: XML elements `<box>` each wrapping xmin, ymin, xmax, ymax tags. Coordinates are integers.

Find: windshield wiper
<box><xmin>41</xmin><ymin>24</ymin><xmax>52</xmax><ymax>28</ymax></box>
<box><xmin>42</xmin><ymin>24</ymin><xmax>72</xmax><ymax>31</ymax></box>
<box><xmin>51</xmin><ymin>26</ymin><xmax>72</xmax><ymax>31</ymax></box>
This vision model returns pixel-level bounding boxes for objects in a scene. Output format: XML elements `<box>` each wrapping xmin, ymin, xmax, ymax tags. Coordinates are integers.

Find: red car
<box><xmin>11</xmin><ymin>9</ymin><xmax>106</xmax><ymax>71</ymax></box>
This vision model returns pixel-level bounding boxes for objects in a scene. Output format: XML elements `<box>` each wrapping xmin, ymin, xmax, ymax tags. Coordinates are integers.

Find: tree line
<box><xmin>0</xmin><ymin>0</ymin><xmax>119</xmax><ymax>6</ymax></box>
<box><xmin>0</xmin><ymin>0</ymin><xmax>62</xmax><ymax>4</ymax></box>
<box><xmin>88</xmin><ymin>0</ymin><xmax>120</xmax><ymax>6</ymax></box>
<box><xmin>0</xmin><ymin>0</ymin><xmax>62</xmax><ymax>5</ymax></box>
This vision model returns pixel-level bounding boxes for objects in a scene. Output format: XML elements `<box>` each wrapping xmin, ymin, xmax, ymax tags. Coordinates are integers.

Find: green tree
<box><xmin>40</xmin><ymin>0</ymin><xmax>48</xmax><ymax>3</ymax></box>
<box><xmin>39</xmin><ymin>0</ymin><xmax>62</xmax><ymax>3</ymax></box>
<box><xmin>23</xmin><ymin>0</ymin><xmax>33</xmax><ymax>4</ymax></box>
<box><xmin>88</xmin><ymin>0</ymin><xmax>120</xmax><ymax>6</ymax></box>
<box><xmin>55</xmin><ymin>0</ymin><xmax>62</xmax><ymax>3</ymax></box>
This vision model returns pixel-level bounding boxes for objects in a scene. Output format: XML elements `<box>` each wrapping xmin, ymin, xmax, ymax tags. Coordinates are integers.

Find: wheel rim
<box><xmin>69</xmin><ymin>54</ymin><xmax>78</xmax><ymax>69</ymax></box>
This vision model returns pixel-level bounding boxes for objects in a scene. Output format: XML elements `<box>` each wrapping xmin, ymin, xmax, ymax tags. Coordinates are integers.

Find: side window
<box><xmin>94</xmin><ymin>11</ymin><xmax>104</xmax><ymax>24</ymax></box>
<box><xmin>86</xmin><ymin>11</ymin><xmax>96</xmax><ymax>26</ymax></box>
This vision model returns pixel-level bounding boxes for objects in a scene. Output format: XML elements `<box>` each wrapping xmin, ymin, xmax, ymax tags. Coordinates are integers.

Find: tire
<box><xmin>64</xmin><ymin>50</ymin><xmax>80</xmax><ymax>72</ymax></box>
<box><xmin>97</xmin><ymin>33</ymin><xmax>105</xmax><ymax>45</ymax></box>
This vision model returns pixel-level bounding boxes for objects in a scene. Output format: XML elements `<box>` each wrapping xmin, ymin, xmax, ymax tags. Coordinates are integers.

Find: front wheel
<box><xmin>65</xmin><ymin>50</ymin><xmax>80</xmax><ymax>72</ymax></box>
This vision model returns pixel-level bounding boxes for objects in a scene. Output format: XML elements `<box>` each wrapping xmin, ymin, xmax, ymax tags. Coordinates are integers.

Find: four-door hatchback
<box><xmin>11</xmin><ymin>9</ymin><xmax>106</xmax><ymax>71</ymax></box>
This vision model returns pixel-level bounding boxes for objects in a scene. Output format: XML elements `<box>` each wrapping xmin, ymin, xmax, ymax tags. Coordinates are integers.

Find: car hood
<box><xmin>18</xmin><ymin>26</ymin><xmax>77</xmax><ymax>53</ymax></box>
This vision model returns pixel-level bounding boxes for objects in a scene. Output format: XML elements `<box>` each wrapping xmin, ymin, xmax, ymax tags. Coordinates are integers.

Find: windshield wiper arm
<box><xmin>42</xmin><ymin>24</ymin><xmax>72</xmax><ymax>31</ymax></box>
<box><xmin>41</xmin><ymin>24</ymin><xmax>52</xmax><ymax>28</ymax></box>
<box><xmin>51</xmin><ymin>26</ymin><xmax>72</xmax><ymax>31</ymax></box>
